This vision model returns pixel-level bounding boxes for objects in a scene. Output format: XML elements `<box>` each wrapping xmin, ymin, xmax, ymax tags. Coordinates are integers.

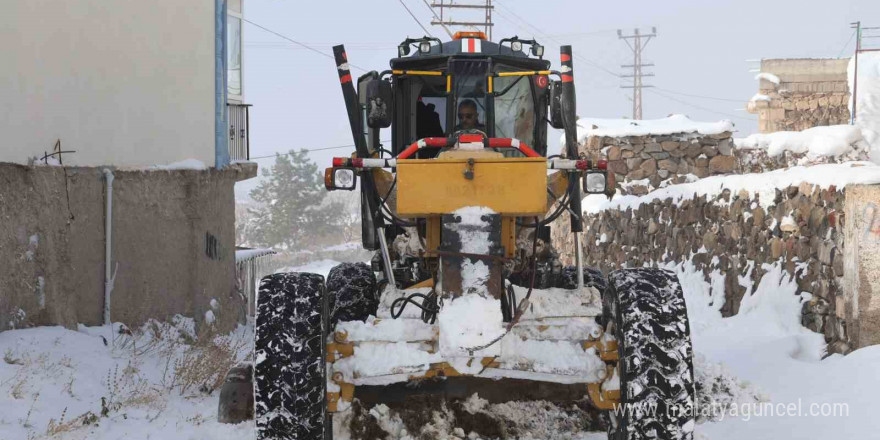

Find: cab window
<box><xmin>493</xmin><ymin>74</ymin><xmax>535</xmax><ymax>148</ymax></box>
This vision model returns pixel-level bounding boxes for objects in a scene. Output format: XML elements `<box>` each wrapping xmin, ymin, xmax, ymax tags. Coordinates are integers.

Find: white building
<box><xmin>0</xmin><ymin>0</ymin><xmax>250</xmax><ymax>167</ymax></box>
<box><xmin>0</xmin><ymin>1</ymin><xmax>257</xmax><ymax>333</ymax></box>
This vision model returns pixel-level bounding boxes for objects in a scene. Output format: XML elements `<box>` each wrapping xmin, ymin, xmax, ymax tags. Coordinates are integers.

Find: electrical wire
<box><xmin>397</xmin><ymin>0</ymin><xmax>434</xmax><ymax>37</ymax></box>
<box><xmin>493</xmin><ymin>1</ymin><xmax>622</xmax><ymax>79</ymax></box>
<box><xmin>242</xmin><ymin>18</ymin><xmax>367</xmax><ymax>72</ymax></box>
<box><xmin>420</xmin><ymin>0</ymin><xmax>454</xmax><ymax>38</ymax></box>
<box><xmin>647</xmin><ymin>88</ymin><xmax>757</xmax><ymax>122</ymax></box>
<box><xmin>249</xmin><ymin>140</ymin><xmax>391</xmax><ymax>161</ymax></box>
<box><xmin>837</xmin><ymin>29</ymin><xmax>858</xmax><ymax>59</ymax></box>
<box><xmin>653</xmin><ymin>87</ymin><xmax>744</xmax><ymax>103</ymax></box>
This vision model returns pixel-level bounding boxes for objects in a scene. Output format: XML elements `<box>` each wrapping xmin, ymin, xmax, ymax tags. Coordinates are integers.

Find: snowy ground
<box><xmin>0</xmin><ymin>318</ymin><xmax>255</xmax><ymax>440</ymax></box>
<box><xmin>2</xmin><ymin>254</ymin><xmax>878</xmax><ymax>439</ymax></box>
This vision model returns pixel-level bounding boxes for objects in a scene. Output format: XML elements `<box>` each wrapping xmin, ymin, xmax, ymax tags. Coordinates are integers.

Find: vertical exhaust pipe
<box><xmin>560</xmin><ymin>46</ymin><xmax>585</xmax><ymax>290</ymax></box>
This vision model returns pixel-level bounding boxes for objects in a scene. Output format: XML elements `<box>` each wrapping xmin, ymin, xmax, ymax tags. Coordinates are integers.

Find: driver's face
<box><xmin>458</xmin><ymin>106</ymin><xmax>478</xmax><ymax>129</ymax></box>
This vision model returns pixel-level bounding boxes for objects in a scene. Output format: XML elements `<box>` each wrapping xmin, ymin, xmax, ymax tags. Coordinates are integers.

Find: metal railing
<box><xmin>228</xmin><ymin>103</ymin><xmax>251</xmax><ymax>161</ymax></box>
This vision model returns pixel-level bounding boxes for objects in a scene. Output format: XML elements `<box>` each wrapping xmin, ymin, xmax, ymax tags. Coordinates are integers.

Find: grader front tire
<box><xmin>605</xmin><ymin>268</ymin><xmax>696</xmax><ymax>440</ymax></box>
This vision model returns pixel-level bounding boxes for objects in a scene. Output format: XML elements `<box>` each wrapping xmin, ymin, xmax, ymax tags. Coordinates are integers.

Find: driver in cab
<box><xmin>455</xmin><ymin>99</ymin><xmax>485</xmax><ymax>132</ymax></box>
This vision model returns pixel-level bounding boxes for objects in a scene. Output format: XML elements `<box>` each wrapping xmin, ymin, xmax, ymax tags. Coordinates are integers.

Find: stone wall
<box><xmin>734</xmin><ymin>143</ymin><xmax>871</xmax><ymax>173</ymax></box>
<box><xmin>0</xmin><ymin>162</ymin><xmax>256</xmax><ymax>333</ymax></box>
<box><xmin>579</xmin><ymin>131</ymin><xmax>736</xmax><ymax>196</ymax></box>
<box><xmin>748</xmin><ymin>58</ymin><xmax>851</xmax><ymax>133</ymax></box>
<box><xmin>553</xmin><ymin>182</ymin><xmax>853</xmax><ymax>354</ymax></box>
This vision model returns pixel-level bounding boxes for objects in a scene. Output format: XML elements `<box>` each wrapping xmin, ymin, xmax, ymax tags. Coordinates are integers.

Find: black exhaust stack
<box><xmin>559</xmin><ymin>46</ymin><xmax>583</xmax><ymax>233</ymax></box>
<box><xmin>333</xmin><ymin>45</ymin><xmax>381</xmax><ymax>249</ymax></box>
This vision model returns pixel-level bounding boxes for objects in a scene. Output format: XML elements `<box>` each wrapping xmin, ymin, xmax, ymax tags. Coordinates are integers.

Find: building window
<box><xmin>227</xmin><ymin>14</ymin><xmax>242</xmax><ymax>99</ymax></box>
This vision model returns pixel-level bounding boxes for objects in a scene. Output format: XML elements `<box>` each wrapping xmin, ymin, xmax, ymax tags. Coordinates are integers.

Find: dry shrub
<box><xmin>164</xmin><ymin>326</ymin><xmax>248</xmax><ymax>395</ymax></box>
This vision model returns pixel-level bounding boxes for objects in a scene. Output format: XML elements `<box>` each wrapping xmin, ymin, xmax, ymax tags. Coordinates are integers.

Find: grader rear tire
<box><xmin>254</xmin><ymin>272</ymin><xmax>329</xmax><ymax>440</ymax></box>
<box><xmin>605</xmin><ymin>268</ymin><xmax>695</xmax><ymax>440</ymax></box>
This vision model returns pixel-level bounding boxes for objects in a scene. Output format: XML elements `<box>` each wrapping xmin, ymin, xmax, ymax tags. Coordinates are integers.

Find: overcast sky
<box><xmin>236</xmin><ymin>0</ymin><xmax>879</xmax><ymax>199</ymax></box>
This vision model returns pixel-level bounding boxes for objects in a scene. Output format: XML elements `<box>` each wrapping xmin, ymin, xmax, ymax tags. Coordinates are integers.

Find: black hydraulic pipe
<box><xmin>559</xmin><ymin>45</ymin><xmax>583</xmax><ymax>233</ymax></box>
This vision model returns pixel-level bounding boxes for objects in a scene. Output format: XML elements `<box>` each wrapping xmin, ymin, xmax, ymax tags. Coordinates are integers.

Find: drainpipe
<box><xmin>102</xmin><ymin>169</ymin><xmax>117</xmax><ymax>328</ymax></box>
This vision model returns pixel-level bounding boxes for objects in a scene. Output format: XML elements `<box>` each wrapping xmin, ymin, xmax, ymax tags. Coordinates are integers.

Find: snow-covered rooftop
<box><xmin>569</xmin><ymin>114</ymin><xmax>735</xmax><ymax>143</ymax></box>
<box><xmin>583</xmin><ymin>162</ymin><xmax>880</xmax><ymax>215</ymax></box>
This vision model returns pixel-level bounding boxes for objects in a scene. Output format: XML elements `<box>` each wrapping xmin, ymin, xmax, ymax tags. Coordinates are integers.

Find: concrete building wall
<box><xmin>0</xmin><ymin>162</ymin><xmax>256</xmax><ymax>333</ymax></box>
<box><xmin>748</xmin><ymin>58</ymin><xmax>850</xmax><ymax>133</ymax></box>
<box><xmin>844</xmin><ymin>184</ymin><xmax>880</xmax><ymax>349</ymax></box>
<box><xmin>0</xmin><ymin>0</ymin><xmax>217</xmax><ymax>167</ymax></box>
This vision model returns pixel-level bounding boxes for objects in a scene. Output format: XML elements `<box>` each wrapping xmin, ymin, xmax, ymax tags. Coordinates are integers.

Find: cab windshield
<box><xmin>450</xmin><ymin>60</ymin><xmax>489</xmax><ymax>133</ymax></box>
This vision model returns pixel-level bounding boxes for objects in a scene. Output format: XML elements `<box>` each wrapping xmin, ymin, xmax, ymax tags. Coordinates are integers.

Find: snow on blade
<box><xmin>332</xmin><ymin>342</ymin><xmax>442</xmax><ymax>385</ymax></box>
<box><xmin>335</xmin><ymin>316</ymin><xmax>436</xmax><ymax>342</ymax></box>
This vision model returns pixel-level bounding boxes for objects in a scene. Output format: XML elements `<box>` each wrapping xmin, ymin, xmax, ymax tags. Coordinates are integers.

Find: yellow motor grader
<box><xmin>246</xmin><ymin>32</ymin><xmax>695</xmax><ymax>440</ymax></box>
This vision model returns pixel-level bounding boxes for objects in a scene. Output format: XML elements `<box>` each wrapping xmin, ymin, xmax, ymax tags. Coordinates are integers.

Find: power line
<box><xmin>647</xmin><ymin>88</ymin><xmax>756</xmax><ymax>122</ymax></box>
<box><xmin>837</xmin><ymin>29</ymin><xmax>857</xmax><ymax>58</ymax></box>
<box><xmin>249</xmin><ymin>140</ymin><xmax>393</xmax><ymax>160</ymax></box>
<box><xmin>397</xmin><ymin>0</ymin><xmax>434</xmax><ymax>37</ymax></box>
<box><xmin>242</xmin><ymin>18</ymin><xmax>367</xmax><ymax>72</ymax></box>
<box><xmin>420</xmin><ymin>0</ymin><xmax>454</xmax><ymax>38</ymax></box>
<box><xmin>654</xmin><ymin>87</ymin><xmax>743</xmax><ymax>103</ymax></box>
<box><xmin>619</xmin><ymin>28</ymin><xmax>657</xmax><ymax>120</ymax></box>
<box><xmin>493</xmin><ymin>2</ymin><xmax>621</xmax><ymax>79</ymax></box>
<box><xmin>429</xmin><ymin>0</ymin><xmax>495</xmax><ymax>41</ymax></box>
<box><xmin>494</xmin><ymin>2</ymin><xmax>756</xmax><ymax>121</ymax></box>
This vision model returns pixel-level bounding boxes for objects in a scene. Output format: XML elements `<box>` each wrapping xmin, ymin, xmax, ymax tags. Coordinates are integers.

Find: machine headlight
<box><xmin>419</xmin><ymin>41</ymin><xmax>432</xmax><ymax>53</ymax></box>
<box><xmin>511</xmin><ymin>41</ymin><xmax>523</xmax><ymax>52</ymax></box>
<box><xmin>325</xmin><ymin>167</ymin><xmax>357</xmax><ymax>191</ymax></box>
<box><xmin>531</xmin><ymin>44</ymin><xmax>544</xmax><ymax>57</ymax></box>
<box><xmin>398</xmin><ymin>43</ymin><xmax>410</xmax><ymax>57</ymax></box>
<box><xmin>584</xmin><ymin>172</ymin><xmax>606</xmax><ymax>193</ymax></box>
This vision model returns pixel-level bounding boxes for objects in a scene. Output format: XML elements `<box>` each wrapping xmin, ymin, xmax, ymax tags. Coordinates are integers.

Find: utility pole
<box><xmin>430</xmin><ymin>0</ymin><xmax>494</xmax><ymax>41</ymax></box>
<box><xmin>618</xmin><ymin>27</ymin><xmax>657</xmax><ymax>120</ymax></box>
<box><xmin>851</xmin><ymin>21</ymin><xmax>860</xmax><ymax>125</ymax></box>
<box><xmin>850</xmin><ymin>22</ymin><xmax>880</xmax><ymax>124</ymax></box>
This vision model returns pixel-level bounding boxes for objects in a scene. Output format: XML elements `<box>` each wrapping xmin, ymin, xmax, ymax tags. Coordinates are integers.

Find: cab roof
<box><xmin>389</xmin><ymin>37</ymin><xmax>552</xmax><ymax>71</ymax></box>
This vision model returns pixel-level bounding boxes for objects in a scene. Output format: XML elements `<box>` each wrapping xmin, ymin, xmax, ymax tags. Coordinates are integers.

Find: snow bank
<box><xmin>0</xmin><ymin>321</ymin><xmax>253</xmax><ymax>440</ymax></box>
<box><xmin>848</xmin><ymin>51</ymin><xmax>880</xmax><ymax>163</ymax></box>
<box><xmin>565</xmin><ymin>114</ymin><xmax>735</xmax><ymax>147</ymax></box>
<box><xmin>735</xmin><ymin>125</ymin><xmax>865</xmax><ymax>157</ymax></box>
<box><xmin>583</xmin><ymin>162</ymin><xmax>880</xmax><ymax>214</ymax></box>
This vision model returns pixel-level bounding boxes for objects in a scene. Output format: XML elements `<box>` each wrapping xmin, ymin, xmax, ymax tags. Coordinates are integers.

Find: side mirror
<box><xmin>548</xmin><ymin>80</ymin><xmax>564</xmax><ymax>129</ymax></box>
<box><xmin>365</xmin><ymin>79</ymin><xmax>393</xmax><ymax>128</ymax></box>
<box><xmin>324</xmin><ymin>167</ymin><xmax>357</xmax><ymax>191</ymax></box>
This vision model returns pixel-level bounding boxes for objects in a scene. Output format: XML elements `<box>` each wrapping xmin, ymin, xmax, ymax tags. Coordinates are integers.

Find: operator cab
<box><xmin>358</xmin><ymin>32</ymin><xmax>552</xmax><ymax>158</ymax></box>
